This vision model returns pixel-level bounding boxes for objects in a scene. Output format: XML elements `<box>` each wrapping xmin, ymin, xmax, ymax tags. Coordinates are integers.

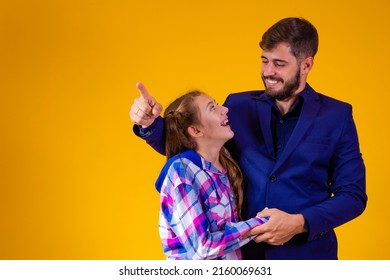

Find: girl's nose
<box><xmin>221</xmin><ymin>105</ymin><xmax>229</xmax><ymax>114</ymax></box>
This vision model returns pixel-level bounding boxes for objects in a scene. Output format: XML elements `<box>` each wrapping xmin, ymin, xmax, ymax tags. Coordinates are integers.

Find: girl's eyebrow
<box><xmin>206</xmin><ymin>100</ymin><xmax>216</xmax><ymax>110</ymax></box>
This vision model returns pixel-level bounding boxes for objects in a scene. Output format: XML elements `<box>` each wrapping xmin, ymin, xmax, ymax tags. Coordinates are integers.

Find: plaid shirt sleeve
<box><xmin>159</xmin><ymin>159</ymin><xmax>266</xmax><ymax>260</ymax></box>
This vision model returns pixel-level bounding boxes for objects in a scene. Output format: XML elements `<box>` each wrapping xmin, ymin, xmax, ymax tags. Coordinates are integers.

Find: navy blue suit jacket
<box><xmin>134</xmin><ymin>84</ymin><xmax>367</xmax><ymax>259</ymax></box>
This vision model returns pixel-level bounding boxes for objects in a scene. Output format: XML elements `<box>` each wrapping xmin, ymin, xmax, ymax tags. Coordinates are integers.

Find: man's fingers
<box><xmin>136</xmin><ymin>82</ymin><xmax>163</xmax><ymax>112</ymax></box>
<box><xmin>130</xmin><ymin>103</ymin><xmax>154</xmax><ymax>127</ymax></box>
<box><xmin>134</xmin><ymin>98</ymin><xmax>152</xmax><ymax>116</ymax></box>
<box><xmin>132</xmin><ymin>82</ymin><xmax>163</xmax><ymax>126</ymax></box>
<box><xmin>257</xmin><ymin>208</ymin><xmax>273</xmax><ymax>218</ymax></box>
<box><xmin>136</xmin><ymin>82</ymin><xmax>152</xmax><ymax>102</ymax></box>
<box><xmin>253</xmin><ymin>233</ymin><xmax>269</xmax><ymax>243</ymax></box>
<box><xmin>152</xmin><ymin>102</ymin><xmax>163</xmax><ymax>117</ymax></box>
<box><xmin>241</xmin><ymin>223</ymin><xmax>268</xmax><ymax>240</ymax></box>
<box><xmin>240</xmin><ymin>228</ymin><xmax>254</xmax><ymax>240</ymax></box>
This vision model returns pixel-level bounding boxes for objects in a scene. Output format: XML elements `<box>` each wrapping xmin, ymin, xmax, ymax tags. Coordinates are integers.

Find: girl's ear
<box><xmin>187</xmin><ymin>125</ymin><xmax>203</xmax><ymax>138</ymax></box>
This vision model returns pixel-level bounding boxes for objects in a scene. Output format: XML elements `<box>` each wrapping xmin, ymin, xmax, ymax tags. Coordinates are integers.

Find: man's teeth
<box><xmin>267</xmin><ymin>78</ymin><xmax>278</xmax><ymax>84</ymax></box>
<box><xmin>221</xmin><ymin>120</ymin><xmax>229</xmax><ymax>126</ymax></box>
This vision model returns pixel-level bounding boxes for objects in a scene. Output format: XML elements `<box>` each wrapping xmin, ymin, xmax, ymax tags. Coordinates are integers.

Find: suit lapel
<box><xmin>254</xmin><ymin>96</ymin><xmax>275</xmax><ymax>157</ymax></box>
<box><xmin>272</xmin><ymin>86</ymin><xmax>321</xmax><ymax>172</ymax></box>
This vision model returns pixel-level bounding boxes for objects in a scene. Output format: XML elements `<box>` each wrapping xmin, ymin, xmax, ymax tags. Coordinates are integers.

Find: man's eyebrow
<box><xmin>261</xmin><ymin>56</ymin><xmax>288</xmax><ymax>64</ymax></box>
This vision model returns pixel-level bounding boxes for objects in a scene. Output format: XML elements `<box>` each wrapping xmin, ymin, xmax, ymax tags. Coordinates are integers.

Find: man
<box><xmin>130</xmin><ymin>17</ymin><xmax>367</xmax><ymax>259</ymax></box>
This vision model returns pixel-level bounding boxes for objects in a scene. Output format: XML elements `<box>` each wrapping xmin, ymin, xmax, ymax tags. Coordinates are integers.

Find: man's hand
<box><xmin>244</xmin><ymin>208</ymin><xmax>306</xmax><ymax>246</ymax></box>
<box><xmin>129</xmin><ymin>82</ymin><xmax>163</xmax><ymax>128</ymax></box>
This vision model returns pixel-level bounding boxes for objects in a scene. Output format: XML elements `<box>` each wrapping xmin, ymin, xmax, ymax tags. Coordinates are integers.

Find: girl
<box><xmin>155</xmin><ymin>90</ymin><xmax>266</xmax><ymax>259</ymax></box>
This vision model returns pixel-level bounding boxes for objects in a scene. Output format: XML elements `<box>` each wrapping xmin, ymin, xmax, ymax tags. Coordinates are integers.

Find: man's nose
<box><xmin>262</xmin><ymin>63</ymin><xmax>275</xmax><ymax>76</ymax></box>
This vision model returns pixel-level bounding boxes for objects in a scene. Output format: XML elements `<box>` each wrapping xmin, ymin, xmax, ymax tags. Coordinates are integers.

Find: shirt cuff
<box><xmin>304</xmin><ymin>217</ymin><xmax>310</xmax><ymax>232</ymax></box>
<box><xmin>137</xmin><ymin>121</ymin><xmax>157</xmax><ymax>137</ymax></box>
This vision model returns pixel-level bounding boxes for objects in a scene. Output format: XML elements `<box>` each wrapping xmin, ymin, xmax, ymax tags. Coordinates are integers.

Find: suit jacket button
<box><xmin>270</xmin><ymin>175</ymin><xmax>277</xmax><ymax>182</ymax></box>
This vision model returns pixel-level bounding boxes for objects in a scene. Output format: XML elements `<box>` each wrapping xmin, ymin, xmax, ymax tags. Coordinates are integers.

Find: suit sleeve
<box><xmin>132</xmin><ymin>116</ymin><xmax>166</xmax><ymax>155</ymax></box>
<box><xmin>302</xmin><ymin>106</ymin><xmax>367</xmax><ymax>241</ymax></box>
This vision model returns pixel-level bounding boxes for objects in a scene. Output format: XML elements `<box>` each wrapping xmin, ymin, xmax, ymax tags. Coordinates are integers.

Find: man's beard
<box><xmin>263</xmin><ymin>68</ymin><xmax>301</xmax><ymax>101</ymax></box>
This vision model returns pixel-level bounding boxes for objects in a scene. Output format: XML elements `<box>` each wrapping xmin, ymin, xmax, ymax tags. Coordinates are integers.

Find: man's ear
<box><xmin>301</xmin><ymin>56</ymin><xmax>314</xmax><ymax>75</ymax></box>
<box><xmin>187</xmin><ymin>125</ymin><xmax>203</xmax><ymax>138</ymax></box>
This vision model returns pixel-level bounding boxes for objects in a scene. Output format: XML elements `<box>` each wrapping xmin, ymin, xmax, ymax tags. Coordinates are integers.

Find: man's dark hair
<box><xmin>260</xmin><ymin>17</ymin><xmax>319</xmax><ymax>60</ymax></box>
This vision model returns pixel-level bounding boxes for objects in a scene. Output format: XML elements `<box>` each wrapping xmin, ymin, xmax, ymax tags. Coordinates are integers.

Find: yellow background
<box><xmin>1</xmin><ymin>0</ymin><xmax>389</xmax><ymax>259</ymax></box>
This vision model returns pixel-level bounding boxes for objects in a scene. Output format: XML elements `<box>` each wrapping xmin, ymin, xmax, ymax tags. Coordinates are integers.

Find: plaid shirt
<box><xmin>156</xmin><ymin>150</ymin><xmax>266</xmax><ymax>260</ymax></box>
